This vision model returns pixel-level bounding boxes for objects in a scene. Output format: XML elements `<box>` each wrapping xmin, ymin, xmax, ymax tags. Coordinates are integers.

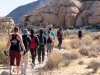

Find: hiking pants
<box><xmin>30</xmin><ymin>48</ymin><xmax>36</xmax><ymax>64</ymax></box>
<box><xmin>58</xmin><ymin>38</ymin><xmax>62</xmax><ymax>48</ymax></box>
<box><xmin>47</xmin><ymin>43</ymin><xmax>52</xmax><ymax>53</ymax></box>
<box><xmin>20</xmin><ymin>52</ymin><xmax>28</xmax><ymax>74</ymax></box>
<box><xmin>38</xmin><ymin>45</ymin><xmax>45</xmax><ymax>62</ymax></box>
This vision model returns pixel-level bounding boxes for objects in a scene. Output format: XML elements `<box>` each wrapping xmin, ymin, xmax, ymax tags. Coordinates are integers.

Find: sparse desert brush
<box><xmin>0</xmin><ymin>36</ymin><xmax>9</xmax><ymax>65</ymax></box>
<box><xmin>79</xmin><ymin>46</ymin><xmax>98</xmax><ymax>57</ymax></box>
<box><xmin>80</xmin><ymin>35</ymin><xmax>93</xmax><ymax>46</ymax></box>
<box><xmin>92</xmin><ymin>33</ymin><xmax>100</xmax><ymax>40</ymax></box>
<box><xmin>78</xmin><ymin>60</ymin><xmax>84</xmax><ymax>65</ymax></box>
<box><xmin>60</xmin><ymin>50</ymin><xmax>81</xmax><ymax>67</ymax></box>
<box><xmin>44</xmin><ymin>51</ymin><xmax>62</xmax><ymax>70</ymax></box>
<box><xmin>87</xmin><ymin>60</ymin><xmax>100</xmax><ymax>73</ymax></box>
<box><xmin>70</xmin><ymin>39</ymin><xmax>81</xmax><ymax>49</ymax></box>
<box><xmin>61</xmin><ymin>39</ymin><xmax>71</xmax><ymax>50</ymax></box>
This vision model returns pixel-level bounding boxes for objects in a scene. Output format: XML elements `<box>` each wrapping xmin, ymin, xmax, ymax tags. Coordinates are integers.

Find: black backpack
<box><xmin>22</xmin><ymin>35</ymin><xmax>29</xmax><ymax>51</ymax></box>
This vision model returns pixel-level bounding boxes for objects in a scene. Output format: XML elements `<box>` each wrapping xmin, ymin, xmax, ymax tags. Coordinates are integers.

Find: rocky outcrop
<box><xmin>20</xmin><ymin>0</ymin><xmax>100</xmax><ymax>28</ymax></box>
<box><xmin>0</xmin><ymin>17</ymin><xmax>14</xmax><ymax>26</ymax></box>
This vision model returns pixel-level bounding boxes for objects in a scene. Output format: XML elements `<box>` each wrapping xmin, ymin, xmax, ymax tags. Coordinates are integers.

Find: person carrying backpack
<box><xmin>20</xmin><ymin>29</ymin><xmax>31</xmax><ymax>75</ymax></box>
<box><xmin>57</xmin><ymin>26</ymin><xmax>64</xmax><ymax>50</ymax></box>
<box><xmin>78</xmin><ymin>28</ymin><xmax>83</xmax><ymax>40</ymax></box>
<box><xmin>46</xmin><ymin>31</ymin><xmax>53</xmax><ymax>56</ymax></box>
<box><xmin>37</xmin><ymin>29</ymin><xmax>46</xmax><ymax>64</ymax></box>
<box><xmin>4</xmin><ymin>26</ymin><xmax>26</xmax><ymax>75</ymax></box>
<box><xmin>49</xmin><ymin>28</ymin><xmax>55</xmax><ymax>49</ymax></box>
<box><xmin>29</xmin><ymin>29</ymin><xmax>39</xmax><ymax>67</ymax></box>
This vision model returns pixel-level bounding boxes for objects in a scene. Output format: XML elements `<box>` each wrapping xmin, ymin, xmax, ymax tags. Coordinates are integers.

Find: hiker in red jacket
<box><xmin>29</xmin><ymin>29</ymin><xmax>39</xmax><ymax>68</ymax></box>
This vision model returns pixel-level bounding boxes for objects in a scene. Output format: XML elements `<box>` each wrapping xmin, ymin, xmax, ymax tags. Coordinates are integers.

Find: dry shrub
<box><xmin>60</xmin><ymin>50</ymin><xmax>81</xmax><ymax>67</ymax></box>
<box><xmin>70</xmin><ymin>39</ymin><xmax>81</xmax><ymax>49</ymax></box>
<box><xmin>92</xmin><ymin>33</ymin><xmax>100</xmax><ymax>40</ymax></box>
<box><xmin>44</xmin><ymin>51</ymin><xmax>62</xmax><ymax>70</ymax></box>
<box><xmin>80</xmin><ymin>35</ymin><xmax>93</xmax><ymax>46</ymax></box>
<box><xmin>87</xmin><ymin>60</ymin><xmax>100</xmax><ymax>72</ymax></box>
<box><xmin>61</xmin><ymin>39</ymin><xmax>71</xmax><ymax>50</ymax></box>
<box><xmin>78</xmin><ymin>60</ymin><xmax>84</xmax><ymax>65</ymax></box>
<box><xmin>79</xmin><ymin>46</ymin><xmax>98</xmax><ymax>57</ymax></box>
<box><xmin>0</xmin><ymin>36</ymin><xmax>9</xmax><ymax>65</ymax></box>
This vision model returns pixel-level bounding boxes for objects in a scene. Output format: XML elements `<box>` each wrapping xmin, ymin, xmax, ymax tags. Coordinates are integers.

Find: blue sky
<box><xmin>0</xmin><ymin>0</ymin><xmax>37</xmax><ymax>17</ymax></box>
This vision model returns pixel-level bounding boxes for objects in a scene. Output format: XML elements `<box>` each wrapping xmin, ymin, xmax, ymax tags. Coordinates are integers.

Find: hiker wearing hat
<box><xmin>29</xmin><ymin>29</ymin><xmax>39</xmax><ymax>68</ymax></box>
<box><xmin>20</xmin><ymin>29</ymin><xmax>31</xmax><ymax>75</ymax></box>
<box><xmin>5</xmin><ymin>26</ymin><xmax>26</xmax><ymax>75</ymax></box>
<box><xmin>46</xmin><ymin>31</ymin><xmax>53</xmax><ymax>56</ymax></box>
<box><xmin>78</xmin><ymin>28</ymin><xmax>83</xmax><ymax>40</ymax></box>
<box><xmin>49</xmin><ymin>28</ymin><xmax>55</xmax><ymax>49</ymax></box>
<box><xmin>37</xmin><ymin>29</ymin><xmax>46</xmax><ymax>64</ymax></box>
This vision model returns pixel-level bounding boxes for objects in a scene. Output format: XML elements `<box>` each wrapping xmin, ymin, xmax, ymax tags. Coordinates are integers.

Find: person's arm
<box><xmin>35</xmin><ymin>36</ymin><xmax>39</xmax><ymax>46</ymax></box>
<box><xmin>5</xmin><ymin>35</ymin><xmax>12</xmax><ymax>50</ymax></box>
<box><xmin>27</xmin><ymin>36</ymin><xmax>31</xmax><ymax>44</ymax></box>
<box><xmin>44</xmin><ymin>36</ymin><xmax>47</xmax><ymax>45</ymax></box>
<box><xmin>17</xmin><ymin>35</ymin><xmax>26</xmax><ymax>51</ymax></box>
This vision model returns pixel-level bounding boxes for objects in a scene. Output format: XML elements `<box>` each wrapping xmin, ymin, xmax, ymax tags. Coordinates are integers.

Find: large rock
<box><xmin>20</xmin><ymin>0</ymin><xmax>100</xmax><ymax>28</ymax></box>
<box><xmin>76</xmin><ymin>10</ymin><xmax>91</xmax><ymax>26</ymax></box>
<box><xmin>88</xmin><ymin>16</ymin><xmax>100</xmax><ymax>24</ymax></box>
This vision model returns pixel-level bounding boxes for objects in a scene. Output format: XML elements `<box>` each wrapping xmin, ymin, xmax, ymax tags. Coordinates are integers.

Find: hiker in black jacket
<box><xmin>29</xmin><ymin>29</ymin><xmax>39</xmax><ymax>67</ymax></box>
<box><xmin>21</xmin><ymin>29</ymin><xmax>30</xmax><ymax>75</ymax></box>
<box><xmin>37</xmin><ymin>29</ymin><xmax>46</xmax><ymax>64</ymax></box>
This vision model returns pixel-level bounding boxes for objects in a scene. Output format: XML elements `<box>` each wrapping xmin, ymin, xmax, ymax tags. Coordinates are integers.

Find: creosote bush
<box><xmin>87</xmin><ymin>60</ymin><xmax>100</xmax><ymax>73</ymax></box>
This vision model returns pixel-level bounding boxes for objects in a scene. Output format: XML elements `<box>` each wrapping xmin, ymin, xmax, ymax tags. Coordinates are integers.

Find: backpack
<box><xmin>57</xmin><ymin>30</ymin><xmax>64</xmax><ymax>38</ymax></box>
<box><xmin>30</xmin><ymin>37</ymin><xmax>37</xmax><ymax>49</ymax></box>
<box><xmin>38</xmin><ymin>35</ymin><xmax>44</xmax><ymax>45</ymax></box>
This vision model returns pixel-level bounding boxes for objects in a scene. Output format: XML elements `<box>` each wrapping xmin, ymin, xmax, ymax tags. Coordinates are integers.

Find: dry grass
<box><xmin>87</xmin><ymin>60</ymin><xmax>100</xmax><ymax>73</ymax></box>
<box><xmin>0</xmin><ymin>36</ymin><xmax>9</xmax><ymax>65</ymax></box>
<box><xmin>79</xmin><ymin>46</ymin><xmax>98</xmax><ymax>57</ymax></box>
<box><xmin>44</xmin><ymin>50</ymin><xmax>81</xmax><ymax>70</ymax></box>
<box><xmin>44</xmin><ymin>51</ymin><xmax>62</xmax><ymax>70</ymax></box>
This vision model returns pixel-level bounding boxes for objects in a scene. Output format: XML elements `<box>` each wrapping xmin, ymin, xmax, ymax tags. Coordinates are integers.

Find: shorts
<box><xmin>9</xmin><ymin>50</ymin><xmax>21</xmax><ymax>66</ymax></box>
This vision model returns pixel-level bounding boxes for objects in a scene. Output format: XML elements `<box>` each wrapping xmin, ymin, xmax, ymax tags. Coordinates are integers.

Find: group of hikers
<box><xmin>4</xmin><ymin>26</ymin><xmax>66</xmax><ymax>75</ymax></box>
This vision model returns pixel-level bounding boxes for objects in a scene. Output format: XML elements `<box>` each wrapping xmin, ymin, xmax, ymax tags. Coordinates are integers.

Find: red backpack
<box><xmin>30</xmin><ymin>38</ymin><xmax>36</xmax><ymax>49</ymax></box>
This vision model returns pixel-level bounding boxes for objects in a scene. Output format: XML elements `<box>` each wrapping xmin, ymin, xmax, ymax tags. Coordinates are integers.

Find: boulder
<box><xmin>65</xmin><ymin>13</ymin><xmax>77</xmax><ymax>26</ymax></box>
<box><xmin>76</xmin><ymin>10</ymin><xmax>91</xmax><ymax>26</ymax></box>
<box><xmin>66</xmin><ymin>6</ymin><xmax>80</xmax><ymax>14</ymax></box>
<box><xmin>70</xmin><ymin>0</ymin><xmax>85</xmax><ymax>11</ymax></box>
<box><xmin>21</xmin><ymin>15</ymin><xmax>27</xmax><ymax>23</ymax></box>
<box><xmin>88</xmin><ymin>16</ymin><xmax>100</xmax><ymax>24</ymax></box>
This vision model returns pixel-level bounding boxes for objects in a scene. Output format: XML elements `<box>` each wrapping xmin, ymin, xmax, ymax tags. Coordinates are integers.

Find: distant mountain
<box><xmin>6</xmin><ymin>0</ymin><xmax>50</xmax><ymax>23</ymax></box>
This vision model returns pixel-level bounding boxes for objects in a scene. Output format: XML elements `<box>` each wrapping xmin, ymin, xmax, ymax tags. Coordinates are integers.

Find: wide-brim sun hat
<box><xmin>22</xmin><ymin>29</ymin><xmax>29</xmax><ymax>35</ymax></box>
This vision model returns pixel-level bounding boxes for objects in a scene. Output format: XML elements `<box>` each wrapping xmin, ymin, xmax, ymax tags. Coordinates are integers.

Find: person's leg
<box><xmin>9</xmin><ymin>52</ymin><xmax>15</xmax><ymax>74</ymax></box>
<box><xmin>38</xmin><ymin>46</ymin><xmax>41</xmax><ymax>63</ymax></box>
<box><xmin>49</xmin><ymin>43</ymin><xmax>52</xmax><ymax>53</ymax></box>
<box><xmin>30</xmin><ymin>49</ymin><xmax>34</xmax><ymax>63</ymax></box>
<box><xmin>23</xmin><ymin>52</ymin><xmax>28</xmax><ymax>74</ymax></box>
<box><xmin>16</xmin><ymin>52</ymin><xmax>21</xmax><ymax>75</ymax></box>
<box><xmin>59</xmin><ymin>38</ymin><xmax>62</xmax><ymax>49</ymax></box>
<box><xmin>58</xmin><ymin>38</ymin><xmax>60</xmax><ymax>47</ymax></box>
<box><xmin>20</xmin><ymin>56</ymin><xmax>24</xmax><ymax>74</ymax></box>
<box><xmin>42</xmin><ymin>46</ymin><xmax>45</xmax><ymax>62</ymax></box>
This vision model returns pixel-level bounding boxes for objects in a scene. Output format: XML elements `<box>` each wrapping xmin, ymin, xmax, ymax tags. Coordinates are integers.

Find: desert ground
<box><xmin>1</xmin><ymin>29</ymin><xmax>100</xmax><ymax>75</ymax></box>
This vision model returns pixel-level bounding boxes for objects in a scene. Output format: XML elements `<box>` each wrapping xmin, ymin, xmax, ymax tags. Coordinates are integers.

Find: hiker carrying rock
<box><xmin>5</xmin><ymin>26</ymin><xmax>26</xmax><ymax>75</ymax></box>
<box><xmin>37</xmin><ymin>29</ymin><xmax>46</xmax><ymax>64</ymax></box>
<box><xmin>21</xmin><ymin>29</ymin><xmax>31</xmax><ymax>75</ymax></box>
